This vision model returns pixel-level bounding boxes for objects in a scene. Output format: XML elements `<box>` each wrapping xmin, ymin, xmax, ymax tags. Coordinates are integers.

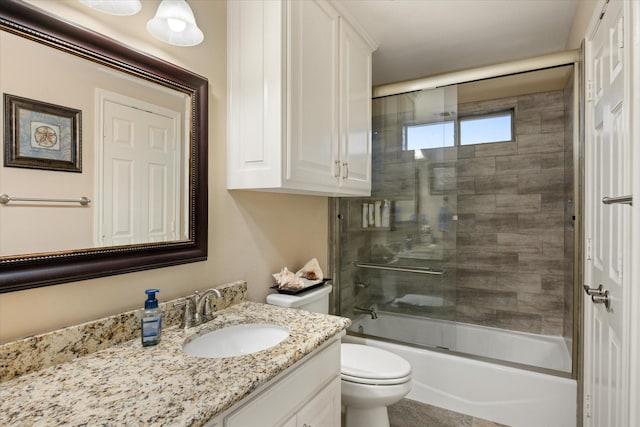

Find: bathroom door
<box><xmin>584</xmin><ymin>0</ymin><xmax>632</xmax><ymax>425</ymax></box>
<box><xmin>100</xmin><ymin>100</ymin><xmax>180</xmax><ymax>246</ymax></box>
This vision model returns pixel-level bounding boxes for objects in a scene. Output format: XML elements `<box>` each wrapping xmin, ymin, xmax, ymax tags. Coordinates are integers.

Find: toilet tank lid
<box><xmin>266</xmin><ymin>284</ymin><xmax>332</xmax><ymax>308</ymax></box>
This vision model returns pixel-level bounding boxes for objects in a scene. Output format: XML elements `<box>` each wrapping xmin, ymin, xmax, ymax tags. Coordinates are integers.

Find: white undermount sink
<box><xmin>182</xmin><ymin>323</ymin><xmax>290</xmax><ymax>358</ymax></box>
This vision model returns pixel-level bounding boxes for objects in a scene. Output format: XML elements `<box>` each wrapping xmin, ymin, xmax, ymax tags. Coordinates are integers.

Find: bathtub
<box><xmin>344</xmin><ymin>312</ymin><xmax>577</xmax><ymax>427</ymax></box>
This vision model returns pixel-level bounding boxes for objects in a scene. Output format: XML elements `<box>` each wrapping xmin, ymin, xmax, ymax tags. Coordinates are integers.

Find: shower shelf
<box><xmin>354</xmin><ymin>262</ymin><xmax>444</xmax><ymax>275</ymax></box>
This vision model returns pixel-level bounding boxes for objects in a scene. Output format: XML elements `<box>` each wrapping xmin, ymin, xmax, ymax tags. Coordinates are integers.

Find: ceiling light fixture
<box><xmin>79</xmin><ymin>0</ymin><xmax>142</xmax><ymax>16</ymax></box>
<box><xmin>146</xmin><ymin>0</ymin><xmax>204</xmax><ymax>47</ymax></box>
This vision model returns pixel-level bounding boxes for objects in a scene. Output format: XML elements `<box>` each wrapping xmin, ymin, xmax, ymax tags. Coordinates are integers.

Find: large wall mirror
<box><xmin>0</xmin><ymin>0</ymin><xmax>208</xmax><ymax>292</ymax></box>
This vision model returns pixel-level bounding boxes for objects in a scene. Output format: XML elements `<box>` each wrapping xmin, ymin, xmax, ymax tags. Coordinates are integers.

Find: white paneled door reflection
<box><xmin>102</xmin><ymin>100</ymin><xmax>179</xmax><ymax>246</ymax></box>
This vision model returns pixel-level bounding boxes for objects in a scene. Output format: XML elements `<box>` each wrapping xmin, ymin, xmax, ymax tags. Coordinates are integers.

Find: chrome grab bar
<box><xmin>0</xmin><ymin>194</ymin><xmax>91</xmax><ymax>206</ymax></box>
<box><xmin>354</xmin><ymin>262</ymin><xmax>444</xmax><ymax>275</ymax></box>
<box><xmin>602</xmin><ymin>195</ymin><xmax>632</xmax><ymax>205</ymax></box>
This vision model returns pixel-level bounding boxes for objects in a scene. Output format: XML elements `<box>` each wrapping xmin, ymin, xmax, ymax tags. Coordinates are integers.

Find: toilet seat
<box><xmin>341</xmin><ymin>372</ymin><xmax>411</xmax><ymax>385</ymax></box>
<box><xmin>341</xmin><ymin>343</ymin><xmax>411</xmax><ymax>386</ymax></box>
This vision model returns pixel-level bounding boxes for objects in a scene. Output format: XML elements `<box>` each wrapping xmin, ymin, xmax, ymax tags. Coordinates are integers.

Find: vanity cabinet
<box><xmin>227</xmin><ymin>0</ymin><xmax>375</xmax><ymax>196</ymax></box>
<box><xmin>206</xmin><ymin>339</ymin><xmax>341</xmax><ymax>427</ymax></box>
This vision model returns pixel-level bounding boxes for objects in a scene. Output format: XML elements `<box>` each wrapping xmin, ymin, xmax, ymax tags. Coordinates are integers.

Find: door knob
<box><xmin>584</xmin><ymin>284</ymin><xmax>606</xmax><ymax>296</ymax></box>
<box><xmin>591</xmin><ymin>290</ymin><xmax>611</xmax><ymax>310</ymax></box>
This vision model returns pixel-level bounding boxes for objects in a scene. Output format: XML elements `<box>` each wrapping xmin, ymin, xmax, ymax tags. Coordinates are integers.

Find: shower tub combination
<box><xmin>345</xmin><ymin>312</ymin><xmax>576</xmax><ymax>427</ymax></box>
<box><xmin>334</xmin><ymin>53</ymin><xmax>581</xmax><ymax>427</ymax></box>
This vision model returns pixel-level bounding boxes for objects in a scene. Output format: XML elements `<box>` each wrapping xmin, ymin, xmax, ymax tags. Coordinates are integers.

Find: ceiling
<box><xmin>337</xmin><ymin>0</ymin><xmax>580</xmax><ymax>86</ymax></box>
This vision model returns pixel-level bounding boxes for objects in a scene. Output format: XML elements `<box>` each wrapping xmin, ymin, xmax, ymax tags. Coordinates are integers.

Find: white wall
<box><xmin>565</xmin><ymin>0</ymin><xmax>599</xmax><ymax>49</ymax></box>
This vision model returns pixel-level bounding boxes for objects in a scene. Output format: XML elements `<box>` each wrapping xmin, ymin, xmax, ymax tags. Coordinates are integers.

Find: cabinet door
<box><xmin>297</xmin><ymin>377</ymin><xmax>341</xmax><ymax>427</ymax></box>
<box><xmin>286</xmin><ymin>0</ymin><xmax>340</xmax><ymax>192</ymax></box>
<box><xmin>339</xmin><ymin>19</ymin><xmax>372</xmax><ymax>195</ymax></box>
<box><xmin>224</xmin><ymin>341</ymin><xmax>340</xmax><ymax>427</ymax></box>
<box><xmin>227</xmin><ymin>0</ymin><xmax>285</xmax><ymax>190</ymax></box>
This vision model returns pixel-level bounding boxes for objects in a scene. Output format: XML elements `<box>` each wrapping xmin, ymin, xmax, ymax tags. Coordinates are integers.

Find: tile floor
<box><xmin>388</xmin><ymin>398</ymin><xmax>509</xmax><ymax>427</ymax></box>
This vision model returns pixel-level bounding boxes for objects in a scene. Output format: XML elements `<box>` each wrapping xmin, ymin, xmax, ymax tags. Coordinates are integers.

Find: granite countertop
<box><xmin>0</xmin><ymin>301</ymin><xmax>351</xmax><ymax>427</ymax></box>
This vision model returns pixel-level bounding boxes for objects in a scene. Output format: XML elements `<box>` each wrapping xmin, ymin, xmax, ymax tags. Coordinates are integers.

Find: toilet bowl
<box><xmin>341</xmin><ymin>343</ymin><xmax>412</xmax><ymax>427</ymax></box>
<box><xmin>266</xmin><ymin>286</ymin><xmax>412</xmax><ymax>427</ymax></box>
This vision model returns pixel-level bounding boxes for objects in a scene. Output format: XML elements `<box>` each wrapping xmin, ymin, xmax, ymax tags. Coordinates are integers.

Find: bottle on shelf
<box><xmin>381</xmin><ymin>200</ymin><xmax>390</xmax><ymax>227</ymax></box>
<box><xmin>362</xmin><ymin>204</ymin><xmax>369</xmax><ymax>228</ymax></box>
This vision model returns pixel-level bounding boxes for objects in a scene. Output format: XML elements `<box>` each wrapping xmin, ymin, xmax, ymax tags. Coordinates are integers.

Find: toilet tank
<box><xmin>266</xmin><ymin>285</ymin><xmax>332</xmax><ymax>314</ymax></box>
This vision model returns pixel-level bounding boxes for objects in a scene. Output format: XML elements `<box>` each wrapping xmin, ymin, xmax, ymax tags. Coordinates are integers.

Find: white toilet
<box><xmin>266</xmin><ymin>285</ymin><xmax>412</xmax><ymax>427</ymax></box>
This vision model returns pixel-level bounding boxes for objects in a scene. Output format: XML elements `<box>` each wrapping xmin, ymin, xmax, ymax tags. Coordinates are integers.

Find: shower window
<box><xmin>405</xmin><ymin>121</ymin><xmax>455</xmax><ymax>150</ymax></box>
<box><xmin>404</xmin><ymin>109</ymin><xmax>514</xmax><ymax>151</ymax></box>
<box><xmin>459</xmin><ymin>109</ymin><xmax>514</xmax><ymax>145</ymax></box>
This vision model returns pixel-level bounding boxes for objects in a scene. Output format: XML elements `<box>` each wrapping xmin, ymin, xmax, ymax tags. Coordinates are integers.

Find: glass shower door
<box><xmin>338</xmin><ymin>86</ymin><xmax>458</xmax><ymax>351</ymax></box>
<box><xmin>335</xmin><ymin>66</ymin><xmax>576</xmax><ymax>373</ymax></box>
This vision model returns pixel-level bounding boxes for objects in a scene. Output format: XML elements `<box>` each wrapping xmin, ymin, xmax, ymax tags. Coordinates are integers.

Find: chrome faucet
<box><xmin>193</xmin><ymin>288</ymin><xmax>222</xmax><ymax>325</ymax></box>
<box><xmin>174</xmin><ymin>288</ymin><xmax>223</xmax><ymax>329</ymax></box>
<box><xmin>353</xmin><ymin>305</ymin><xmax>378</xmax><ymax>319</ymax></box>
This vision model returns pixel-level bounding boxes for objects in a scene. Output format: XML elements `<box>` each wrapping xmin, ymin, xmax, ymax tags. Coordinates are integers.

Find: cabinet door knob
<box><xmin>342</xmin><ymin>162</ymin><xmax>349</xmax><ymax>179</ymax></box>
<box><xmin>334</xmin><ymin>160</ymin><xmax>341</xmax><ymax>178</ymax></box>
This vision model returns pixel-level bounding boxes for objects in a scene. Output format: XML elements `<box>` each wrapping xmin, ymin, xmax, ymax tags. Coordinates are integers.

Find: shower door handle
<box><xmin>583</xmin><ymin>284</ymin><xmax>606</xmax><ymax>296</ymax></box>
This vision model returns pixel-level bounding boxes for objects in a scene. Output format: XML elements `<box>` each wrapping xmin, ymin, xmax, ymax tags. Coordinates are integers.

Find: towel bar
<box><xmin>602</xmin><ymin>195</ymin><xmax>632</xmax><ymax>205</ymax></box>
<box><xmin>0</xmin><ymin>194</ymin><xmax>91</xmax><ymax>206</ymax></box>
<box><xmin>354</xmin><ymin>262</ymin><xmax>444</xmax><ymax>275</ymax></box>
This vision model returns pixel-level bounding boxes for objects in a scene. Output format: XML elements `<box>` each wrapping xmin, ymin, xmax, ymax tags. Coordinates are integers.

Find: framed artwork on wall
<box><xmin>428</xmin><ymin>163</ymin><xmax>456</xmax><ymax>194</ymax></box>
<box><xmin>3</xmin><ymin>94</ymin><xmax>81</xmax><ymax>172</ymax></box>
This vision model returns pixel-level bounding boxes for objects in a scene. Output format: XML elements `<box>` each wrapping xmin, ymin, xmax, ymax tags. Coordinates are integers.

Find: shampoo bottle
<box><xmin>381</xmin><ymin>200</ymin><xmax>390</xmax><ymax>228</ymax></box>
<box><xmin>374</xmin><ymin>201</ymin><xmax>382</xmax><ymax>227</ymax></box>
<box><xmin>141</xmin><ymin>289</ymin><xmax>162</xmax><ymax>347</ymax></box>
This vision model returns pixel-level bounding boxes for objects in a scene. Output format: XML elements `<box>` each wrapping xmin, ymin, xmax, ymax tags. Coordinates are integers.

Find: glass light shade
<box><xmin>146</xmin><ymin>0</ymin><xmax>204</xmax><ymax>47</ymax></box>
<box><xmin>79</xmin><ymin>0</ymin><xmax>142</xmax><ymax>16</ymax></box>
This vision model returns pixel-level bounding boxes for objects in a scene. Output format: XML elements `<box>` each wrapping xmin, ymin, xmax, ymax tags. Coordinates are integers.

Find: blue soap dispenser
<box><xmin>141</xmin><ymin>289</ymin><xmax>162</xmax><ymax>347</ymax></box>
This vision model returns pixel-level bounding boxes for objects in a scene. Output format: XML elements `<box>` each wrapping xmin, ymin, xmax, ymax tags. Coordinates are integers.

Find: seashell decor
<box><xmin>273</xmin><ymin>258</ymin><xmax>323</xmax><ymax>290</ymax></box>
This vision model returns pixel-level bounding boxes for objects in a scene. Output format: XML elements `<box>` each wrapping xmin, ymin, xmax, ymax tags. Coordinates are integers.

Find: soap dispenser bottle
<box><xmin>141</xmin><ymin>289</ymin><xmax>162</xmax><ymax>347</ymax></box>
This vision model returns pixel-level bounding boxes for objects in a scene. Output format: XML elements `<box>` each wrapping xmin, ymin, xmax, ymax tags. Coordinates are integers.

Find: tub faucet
<box><xmin>193</xmin><ymin>288</ymin><xmax>223</xmax><ymax>325</ymax></box>
<box><xmin>353</xmin><ymin>305</ymin><xmax>378</xmax><ymax>319</ymax></box>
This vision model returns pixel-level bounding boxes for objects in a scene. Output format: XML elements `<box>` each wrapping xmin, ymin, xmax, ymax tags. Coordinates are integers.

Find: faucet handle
<box><xmin>173</xmin><ymin>299</ymin><xmax>194</xmax><ymax>329</ymax></box>
<box><xmin>203</xmin><ymin>289</ymin><xmax>222</xmax><ymax>321</ymax></box>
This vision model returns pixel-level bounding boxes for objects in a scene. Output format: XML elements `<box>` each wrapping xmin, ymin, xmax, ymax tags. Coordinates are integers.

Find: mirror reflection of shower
<box><xmin>334</xmin><ymin>65</ymin><xmax>576</xmax><ymax>375</ymax></box>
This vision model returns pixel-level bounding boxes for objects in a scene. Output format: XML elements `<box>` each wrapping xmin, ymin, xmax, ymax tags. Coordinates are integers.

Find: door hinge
<box><xmin>585</xmin><ymin>393</ymin><xmax>592</xmax><ymax>418</ymax></box>
<box><xmin>587</xmin><ymin>80</ymin><xmax>594</xmax><ymax>102</ymax></box>
<box><xmin>586</xmin><ymin>237</ymin><xmax>593</xmax><ymax>260</ymax></box>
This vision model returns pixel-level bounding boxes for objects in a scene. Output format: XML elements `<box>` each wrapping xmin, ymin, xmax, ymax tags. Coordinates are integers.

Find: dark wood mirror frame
<box><xmin>0</xmin><ymin>0</ymin><xmax>208</xmax><ymax>293</ymax></box>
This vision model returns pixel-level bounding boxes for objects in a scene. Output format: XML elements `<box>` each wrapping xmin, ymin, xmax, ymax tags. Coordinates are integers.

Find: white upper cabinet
<box><xmin>227</xmin><ymin>0</ymin><xmax>375</xmax><ymax>196</ymax></box>
<box><xmin>339</xmin><ymin>18</ymin><xmax>373</xmax><ymax>194</ymax></box>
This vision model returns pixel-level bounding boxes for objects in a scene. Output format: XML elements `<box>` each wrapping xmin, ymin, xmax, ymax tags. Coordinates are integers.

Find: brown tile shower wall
<box><xmin>339</xmin><ymin>89</ymin><xmax>573</xmax><ymax>339</ymax></box>
<box><xmin>454</xmin><ymin>90</ymin><xmax>571</xmax><ymax>335</ymax></box>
